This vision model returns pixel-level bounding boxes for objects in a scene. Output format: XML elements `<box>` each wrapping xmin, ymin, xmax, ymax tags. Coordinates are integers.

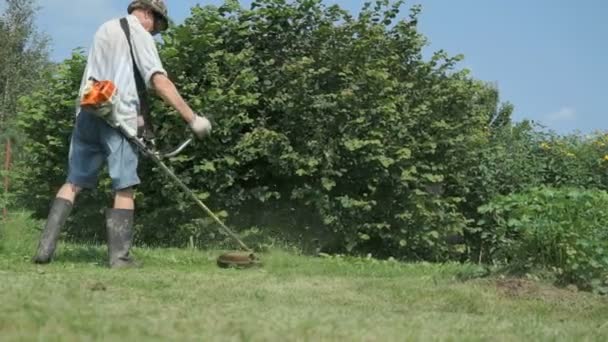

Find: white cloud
<box><xmin>545</xmin><ymin>107</ymin><xmax>577</xmax><ymax>123</ymax></box>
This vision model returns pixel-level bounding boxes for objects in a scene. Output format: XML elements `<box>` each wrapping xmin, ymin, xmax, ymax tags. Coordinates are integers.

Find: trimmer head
<box><xmin>216</xmin><ymin>252</ymin><xmax>261</xmax><ymax>269</ymax></box>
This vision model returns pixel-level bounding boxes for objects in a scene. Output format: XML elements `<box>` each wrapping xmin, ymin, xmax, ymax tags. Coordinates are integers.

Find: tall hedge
<box><xmin>17</xmin><ymin>0</ymin><xmax>501</xmax><ymax>259</ymax></box>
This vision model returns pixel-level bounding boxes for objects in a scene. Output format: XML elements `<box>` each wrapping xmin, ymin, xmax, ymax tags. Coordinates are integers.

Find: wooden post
<box><xmin>3</xmin><ymin>138</ymin><xmax>11</xmax><ymax>220</ymax></box>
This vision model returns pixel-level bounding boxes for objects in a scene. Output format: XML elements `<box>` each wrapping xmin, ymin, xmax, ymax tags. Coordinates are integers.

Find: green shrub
<box><xmin>537</xmin><ymin>132</ymin><xmax>608</xmax><ymax>189</ymax></box>
<box><xmin>139</xmin><ymin>0</ymin><xmax>501</xmax><ymax>259</ymax></box>
<box><xmin>465</xmin><ymin>121</ymin><xmax>608</xmax><ymax>217</ymax></box>
<box><xmin>0</xmin><ymin>169</ymin><xmax>14</xmax><ymax>212</ymax></box>
<box><xmin>463</xmin><ymin>122</ymin><xmax>545</xmax><ymax>223</ymax></box>
<box><xmin>478</xmin><ymin>187</ymin><xmax>608</xmax><ymax>293</ymax></box>
<box><xmin>16</xmin><ymin>1</ymin><xmax>504</xmax><ymax>260</ymax></box>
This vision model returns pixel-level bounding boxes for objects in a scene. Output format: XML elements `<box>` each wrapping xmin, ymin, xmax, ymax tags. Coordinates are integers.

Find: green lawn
<box><xmin>1</xmin><ymin>212</ymin><xmax>607</xmax><ymax>341</ymax></box>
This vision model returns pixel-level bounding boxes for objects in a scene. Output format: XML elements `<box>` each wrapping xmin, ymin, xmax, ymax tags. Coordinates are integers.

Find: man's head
<box><xmin>128</xmin><ymin>0</ymin><xmax>169</xmax><ymax>35</ymax></box>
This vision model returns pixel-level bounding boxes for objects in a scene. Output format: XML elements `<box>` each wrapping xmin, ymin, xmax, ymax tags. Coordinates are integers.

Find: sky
<box><xmin>13</xmin><ymin>0</ymin><xmax>608</xmax><ymax>134</ymax></box>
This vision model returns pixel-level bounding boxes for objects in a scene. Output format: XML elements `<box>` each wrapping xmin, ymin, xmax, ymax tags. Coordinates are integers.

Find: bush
<box><xmin>462</xmin><ymin>121</ymin><xmax>546</xmax><ymax>230</ymax></box>
<box><xmin>478</xmin><ymin>187</ymin><xmax>608</xmax><ymax>293</ymax></box>
<box><xmin>140</xmin><ymin>0</ymin><xmax>502</xmax><ymax>259</ymax></box>
<box><xmin>537</xmin><ymin>132</ymin><xmax>608</xmax><ymax>189</ymax></box>
<box><xmin>16</xmin><ymin>0</ymin><xmax>505</xmax><ymax>260</ymax></box>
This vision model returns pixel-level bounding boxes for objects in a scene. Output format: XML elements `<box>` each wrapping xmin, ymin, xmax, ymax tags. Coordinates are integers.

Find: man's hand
<box><xmin>189</xmin><ymin>115</ymin><xmax>212</xmax><ymax>139</ymax></box>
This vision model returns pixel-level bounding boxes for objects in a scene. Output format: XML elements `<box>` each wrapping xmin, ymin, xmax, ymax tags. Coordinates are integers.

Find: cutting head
<box><xmin>216</xmin><ymin>252</ymin><xmax>261</xmax><ymax>269</ymax></box>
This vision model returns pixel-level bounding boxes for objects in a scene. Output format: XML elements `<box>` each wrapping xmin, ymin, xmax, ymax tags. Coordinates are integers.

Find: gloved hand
<box><xmin>189</xmin><ymin>114</ymin><xmax>212</xmax><ymax>139</ymax></box>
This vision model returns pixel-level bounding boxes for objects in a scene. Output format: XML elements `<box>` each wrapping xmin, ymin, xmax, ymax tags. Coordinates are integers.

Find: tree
<box><xmin>0</xmin><ymin>0</ymin><xmax>51</xmax><ymax>218</ymax></box>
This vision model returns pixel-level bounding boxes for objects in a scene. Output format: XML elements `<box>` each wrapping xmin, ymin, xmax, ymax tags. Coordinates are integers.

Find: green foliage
<box><xmin>535</xmin><ymin>132</ymin><xmax>608</xmax><ymax>189</ymax></box>
<box><xmin>15</xmin><ymin>0</ymin><xmax>506</xmax><ymax>259</ymax></box>
<box><xmin>479</xmin><ymin>187</ymin><xmax>608</xmax><ymax>293</ymax></box>
<box><xmin>141</xmin><ymin>0</ymin><xmax>502</xmax><ymax>258</ymax></box>
<box><xmin>0</xmin><ymin>0</ymin><xmax>51</xmax><ymax>218</ymax></box>
<box><xmin>17</xmin><ymin>52</ymin><xmax>85</xmax><ymax>209</ymax></box>
<box><xmin>15</xmin><ymin>51</ymin><xmax>111</xmax><ymax>241</ymax></box>
<box><xmin>0</xmin><ymin>169</ymin><xmax>14</xmax><ymax>211</ymax></box>
<box><xmin>0</xmin><ymin>0</ymin><xmax>51</xmax><ymax>129</ymax></box>
<box><xmin>467</xmin><ymin>121</ymin><xmax>543</xmax><ymax>207</ymax></box>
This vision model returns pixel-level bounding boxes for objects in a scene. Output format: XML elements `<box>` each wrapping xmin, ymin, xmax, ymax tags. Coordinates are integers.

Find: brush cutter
<box><xmin>116</xmin><ymin>124</ymin><xmax>261</xmax><ymax>269</ymax></box>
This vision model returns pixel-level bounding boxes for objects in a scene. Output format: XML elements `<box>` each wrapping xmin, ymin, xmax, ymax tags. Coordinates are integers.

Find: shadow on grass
<box><xmin>55</xmin><ymin>245</ymin><xmax>107</xmax><ymax>265</ymax></box>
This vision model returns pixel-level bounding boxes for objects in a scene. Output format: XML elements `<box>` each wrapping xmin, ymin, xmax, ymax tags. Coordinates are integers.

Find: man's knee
<box><xmin>114</xmin><ymin>187</ymin><xmax>135</xmax><ymax>210</ymax></box>
<box><xmin>57</xmin><ymin>183</ymin><xmax>82</xmax><ymax>203</ymax></box>
<box><xmin>115</xmin><ymin>187</ymin><xmax>134</xmax><ymax>198</ymax></box>
<box><xmin>67</xmin><ymin>183</ymin><xmax>83</xmax><ymax>194</ymax></box>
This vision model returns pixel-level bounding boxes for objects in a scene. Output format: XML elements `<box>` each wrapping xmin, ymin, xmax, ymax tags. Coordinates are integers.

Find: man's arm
<box><xmin>152</xmin><ymin>72</ymin><xmax>195</xmax><ymax>123</ymax></box>
<box><xmin>152</xmin><ymin>73</ymin><xmax>211</xmax><ymax>138</ymax></box>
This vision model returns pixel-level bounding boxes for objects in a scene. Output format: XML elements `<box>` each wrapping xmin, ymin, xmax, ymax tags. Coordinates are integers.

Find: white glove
<box><xmin>189</xmin><ymin>115</ymin><xmax>212</xmax><ymax>139</ymax></box>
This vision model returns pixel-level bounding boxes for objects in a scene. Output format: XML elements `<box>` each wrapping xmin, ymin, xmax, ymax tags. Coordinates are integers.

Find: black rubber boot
<box><xmin>33</xmin><ymin>198</ymin><xmax>73</xmax><ymax>264</ymax></box>
<box><xmin>106</xmin><ymin>208</ymin><xmax>139</xmax><ymax>269</ymax></box>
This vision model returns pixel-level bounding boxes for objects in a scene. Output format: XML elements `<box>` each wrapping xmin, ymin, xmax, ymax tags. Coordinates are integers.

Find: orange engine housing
<box><xmin>81</xmin><ymin>79</ymin><xmax>117</xmax><ymax>107</ymax></box>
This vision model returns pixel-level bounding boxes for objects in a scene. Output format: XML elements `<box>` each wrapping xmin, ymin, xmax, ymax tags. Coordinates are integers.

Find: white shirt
<box><xmin>76</xmin><ymin>15</ymin><xmax>167</xmax><ymax>137</ymax></box>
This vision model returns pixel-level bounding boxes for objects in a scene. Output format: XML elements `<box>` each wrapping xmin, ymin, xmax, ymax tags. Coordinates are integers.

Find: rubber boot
<box><xmin>106</xmin><ymin>208</ymin><xmax>139</xmax><ymax>269</ymax></box>
<box><xmin>33</xmin><ymin>198</ymin><xmax>73</xmax><ymax>264</ymax></box>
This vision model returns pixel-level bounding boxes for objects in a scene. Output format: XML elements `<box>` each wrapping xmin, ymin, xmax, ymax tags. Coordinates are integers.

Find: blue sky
<box><xmin>24</xmin><ymin>0</ymin><xmax>608</xmax><ymax>134</ymax></box>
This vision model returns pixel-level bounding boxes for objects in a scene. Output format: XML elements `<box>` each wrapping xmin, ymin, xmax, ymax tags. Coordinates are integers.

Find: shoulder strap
<box><xmin>119</xmin><ymin>17</ymin><xmax>154</xmax><ymax>139</ymax></box>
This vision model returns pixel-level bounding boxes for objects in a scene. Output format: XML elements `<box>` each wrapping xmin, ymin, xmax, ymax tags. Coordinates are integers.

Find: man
<box><xmin>33</xmin><ymin>0</ymin><xmax>211</xmax><ymax>268</ymax></box>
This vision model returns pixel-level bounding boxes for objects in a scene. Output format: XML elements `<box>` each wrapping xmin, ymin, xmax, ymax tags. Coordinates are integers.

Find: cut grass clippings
<box><xmin>1</xmin><ymin>212</ymin><xmax>607</xmax><ymax>341</ymax></box>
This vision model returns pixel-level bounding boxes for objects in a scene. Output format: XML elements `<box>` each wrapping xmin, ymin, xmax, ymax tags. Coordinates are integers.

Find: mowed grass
<box><xmin>1</xmin><ymin>212</ymin><xmax>608</xmax><ymax>341</ymax></box>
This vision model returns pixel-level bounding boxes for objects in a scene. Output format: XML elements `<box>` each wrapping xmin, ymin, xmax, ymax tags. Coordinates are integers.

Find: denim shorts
<box><xmin>67</xmin><ymin>111</ymin><xmax>140</xmax><ymax>191</ymax></box>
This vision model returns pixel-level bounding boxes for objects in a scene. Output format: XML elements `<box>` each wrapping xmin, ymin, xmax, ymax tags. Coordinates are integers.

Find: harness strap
<box><xmin>119</xmin><ymin>17</ymin><xmax>154</xmax><ymax>139</ymax></box>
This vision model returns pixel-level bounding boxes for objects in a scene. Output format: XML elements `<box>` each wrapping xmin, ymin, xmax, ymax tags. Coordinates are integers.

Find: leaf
<box><xmin>400</xmin><ymin>166</ymin><xmax>417</xmax><ymax>182</ymax></box>
<box><xmin>396</xmin><ymin>147</ymin><xmax>412</xmax><ymax>160</ymax></box>
<box><xmin>321</xmin><ymin>177</ymin><xmax>336</xmax><ymax>191</ymax></box>
<box><xmin>359</xmin><ymin>234</ymin><xmax>371</xmax><ymax>241</ymax></box>
<box><xmin>378</xmin><ymin>156</ymin><xmax>395</xmax><ymax>168</ymax></box>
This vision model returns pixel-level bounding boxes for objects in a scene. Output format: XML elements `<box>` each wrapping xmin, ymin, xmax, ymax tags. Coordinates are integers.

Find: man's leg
<box><xmin>57</xmin><ymin>183</ymin><xmax>82</xmax><ymax>204</ymax></box>
<box><xmin>106</xmin><ymin>189</ymin><xmax>139</xmax><ymax>268</ymax></box>
<box><xmin>113</xmin><ymin>188</ymin><xmax>134</xmax><ymax>210</ymax></box>
<box><xmin>102</xmin><ymin>119</ymin><xmax>141</xmax><ymax>269</ymax></box>
<box><xmin>34</xmin><ymin>111</ymin><xmax>104</xmax><ymax>264</ymax></box>
<box><xmin>33</xmin><ymin>183</ymin><xmax>81</xmax><ymax>264</ymax></box>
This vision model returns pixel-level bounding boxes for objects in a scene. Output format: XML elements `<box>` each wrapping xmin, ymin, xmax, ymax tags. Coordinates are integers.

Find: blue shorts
<box><xmin>67</xmin><ymin>111</ymin><xmax>140</xmax><ymax>191</ymax></box>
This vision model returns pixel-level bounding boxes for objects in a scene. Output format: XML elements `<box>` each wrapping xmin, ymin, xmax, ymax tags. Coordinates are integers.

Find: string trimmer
<box><xmin>116</xmin><ymin>124</ymin><xmax>260</xmax><ymax>269</ymax></box>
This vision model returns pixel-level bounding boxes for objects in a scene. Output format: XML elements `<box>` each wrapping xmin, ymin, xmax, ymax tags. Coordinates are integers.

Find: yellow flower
<box><xmin>603</xmin><ymin>155</ymin><xmax>608</xmax><ymax>162</ymax></box>
<box><xmin>540</xmin><ymin>142</ymin><xmax>550</xmax><ymax>150</ymax></box>
<box><xmin>566</xmin><ymin>152</ymin><xmax>575</xmax><ymax>158</ymax></box>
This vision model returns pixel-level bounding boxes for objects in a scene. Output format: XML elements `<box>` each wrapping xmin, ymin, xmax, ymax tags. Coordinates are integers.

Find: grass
<box><xmin>1</xmin><ymin>212</ymin><xmax>608</xmax><ymax>341</ymax></box>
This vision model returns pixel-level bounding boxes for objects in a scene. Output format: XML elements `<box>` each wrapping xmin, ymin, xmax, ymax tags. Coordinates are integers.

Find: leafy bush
<box><xmin>0</xmin><ymin>169</ymin><xmax>14</xmax><ymax>212</ymax></box>
<box><xmin>478</xmin><ymin>187</ymin><xmax>608</xmax><ymax>293</ymax></box>
<box><xmin>465</xmin><ymin>120</ymin><xmax>608</xmax><ymax>212</ymax></box>
<box><xmin>17</xmin><ymin>1</ymin><xmax>505</xmax><ymax>259</ymax></box>
<box><xmin>143</xmin><ymin>0</ymin><xmax>504</xmax><ymax>259</ymax></box>
<box><xmin>537</xmin><ymin>132</ymin><xmax>608</xmax><ymax>189</ymax></box>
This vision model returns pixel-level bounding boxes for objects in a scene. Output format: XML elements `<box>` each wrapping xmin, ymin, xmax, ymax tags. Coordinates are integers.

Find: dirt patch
<box><xmin>496</xmin><ymin>278</ymin><xmax>539</xmax><ymax>297</ymax></box>
<box><xmin>494</xmin><ymin>277</ymin><xmax>580</xmax><ymax>302</ymax></box>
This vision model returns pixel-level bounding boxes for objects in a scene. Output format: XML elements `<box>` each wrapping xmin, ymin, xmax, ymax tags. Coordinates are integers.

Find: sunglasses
<box><xmin>150</xmin><ymin>10</ymin><xmax>164</xmax><ymax>35</ymax></box>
